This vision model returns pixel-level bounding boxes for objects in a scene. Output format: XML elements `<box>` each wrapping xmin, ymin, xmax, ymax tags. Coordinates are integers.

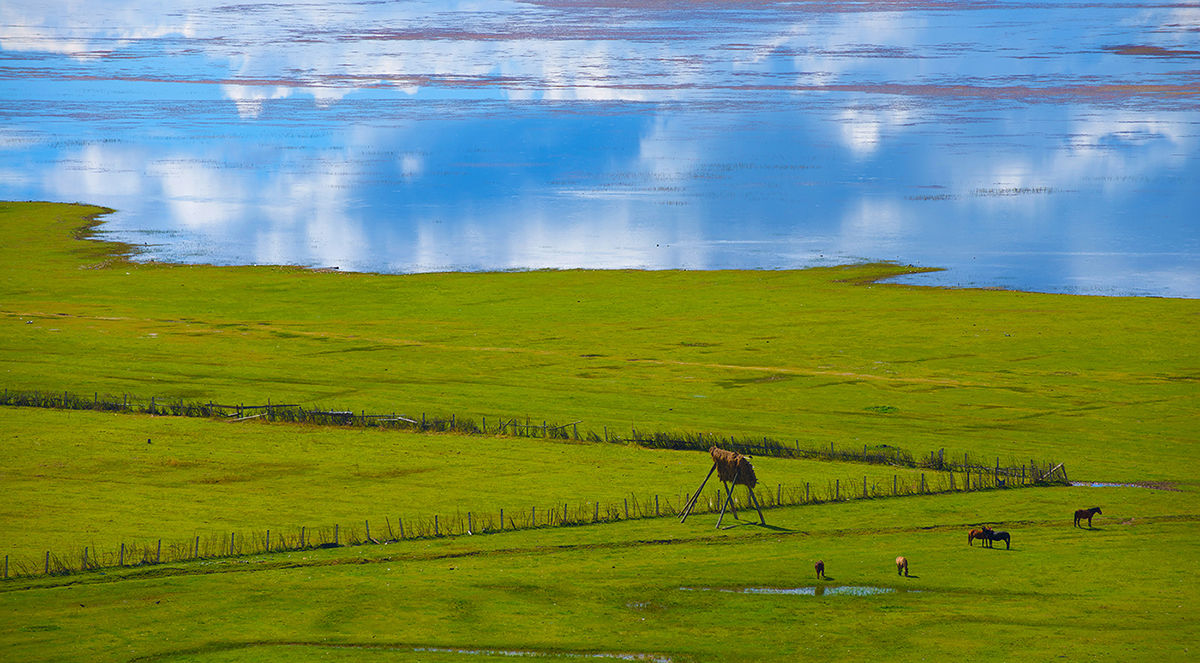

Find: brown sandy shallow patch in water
<box><xmin>1106</xmin><ymin>44</ymin><xmax>1200</xmax><ymax>58</ymax></box>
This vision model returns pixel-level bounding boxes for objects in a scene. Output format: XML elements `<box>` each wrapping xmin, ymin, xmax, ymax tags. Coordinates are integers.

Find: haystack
<box><xmin>709</xmin><ymin>446</ymin><xmax>757</xmax><ymax>489</ymax></box>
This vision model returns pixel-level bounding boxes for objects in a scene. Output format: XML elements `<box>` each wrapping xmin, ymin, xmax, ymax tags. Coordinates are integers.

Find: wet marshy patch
<box><xmin>1071</xmin><ymin>481</ymin><xmax>1179</xmax><ymax>491</ymax></box>
<box><xmin>681</xmin><ymin>585</ymin><xmax>912</xmax><ymax>597</ymax></box>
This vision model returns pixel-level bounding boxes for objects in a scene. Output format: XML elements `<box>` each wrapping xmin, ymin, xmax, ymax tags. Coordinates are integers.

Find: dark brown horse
<box><xmin>988</xmin><ymin>530</ymin><xmax>1011</xmax><ymax>549</ymax></box>
<box><xmin>1074</xmin><ymin>507</ymin><xmax>1102</xmax><ymax>528</ymax></box>
<box><xmin>815</xmin><ymin>560</ymin><xmax>826</xmax><ymax>579</ymax></box>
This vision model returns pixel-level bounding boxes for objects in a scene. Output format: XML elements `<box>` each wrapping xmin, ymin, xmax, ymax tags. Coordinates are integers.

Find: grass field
<box><xmin>1</xmin><ymin>201</ymin><xmax>1198</xmax><ymax>661</ymax></box>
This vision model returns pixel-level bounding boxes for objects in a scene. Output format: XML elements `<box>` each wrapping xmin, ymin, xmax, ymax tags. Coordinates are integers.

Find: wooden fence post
<box><xmin>468</xmin><ymin>512</ymin><xmax>473</xmax><ymax>534</ymax></box>
<box><xmin>921</xmin><ymin>474</ymin><xmax>926</xmax><ymax>493</ymax></box>
<box><xmin>655</xmin><ymin>495</ymin><xmax>660</xmax><ymax>517</ymax></box>
<box><xmin>45</xmin><ymin>551</ymin><xmax>49</xmax><ymax>575</ymax></box>
<box><xmin>434</xmin><ymin>516</ymin><xmax>439</xmax><ymax>537</ymax></box>
<box><xmin>334</xmin><ymin>525</ymin><xmax>339</xmax><ymax>546</ymax></box>
<box><xmin>156</xmin><ymin>539</ymin><xmax>161</xmax><ymax>564</ymax></box>
<box><xmin>893</xmin><ymin>475</ymin><xmax>897</xmax><ymax>496</ymax></box>
<box><xmin>498</xmin><ymin>510</ymin><xmax>503</xmax><ymax>531</ymax></box>
<box><xmin>195</xmin><ymin>535</ymin><xmax>200</xmax><ymax>559</ymax></box>
<box><xmin>863</xmin><ymin>476</ymin><xmax>867</xmax><ymax>499</ymax></box>
<box><xmin>624</xmin><ymin>499</ymin><xmax>629</xmax><ymax>519</ymax></box>
<box><xmin>119</xmin><ymin>543</ymin><xmax>125</xmax><ymax>567</ymax></box>
<box><xmin>83</xmin><ymin>547</ymin><xmax>88</xmax><ymax>570</ymax></box>
<box><xmin>835</xmin><ymin>479</ymin><xmax>839</xmax><ymax>500</ymax></box>
<box><xmin>230</xmin><ymin>532</ymin><xmax>235</xmax><ymax>555</ymax></box>
<box><xmin>397</xmin><ymin>519</ymin><xmax>404</xmax><ymax>539</ymax></box>
<box><xmin>806</xmin><ymin>482</ymin><xmax>810</xmax><ymax>503</ymax></box>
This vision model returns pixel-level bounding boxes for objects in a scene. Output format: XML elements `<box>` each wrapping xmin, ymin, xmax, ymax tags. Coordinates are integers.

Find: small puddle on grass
<box><xmin>681</xmin><ymin>585</ymin><xmax>908</xmax><ymax>596</ymax></box>
<box><xmin>412</xmin><ymin>647</ymin><xmax>672</xmax><ymax>661</ymax></box>
<box><xmin>1070</xmin><ymin>481</ymin><xmax>1178</xmax><ymax>491</ymax></box>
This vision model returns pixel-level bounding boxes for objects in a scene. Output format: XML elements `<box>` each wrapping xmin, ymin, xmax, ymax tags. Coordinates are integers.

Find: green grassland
<box><xmin>2</xmin><ymin>488</ymin><xmax>1197</xmax><ymax>662</ymax></box>
<box><xmin>2</xmin><ymin>202</ymin><xmax>1196</xmax><ymax>481</ymax></box>
<box><xmin>1</xmin><ymin>201</ymin><xmax>1199</xmax><ymax>661</ymax></box>
<box><xmin>0</xmin><ymin>406</ymin><xmax>942</xmax><ymax>563</ymax></box>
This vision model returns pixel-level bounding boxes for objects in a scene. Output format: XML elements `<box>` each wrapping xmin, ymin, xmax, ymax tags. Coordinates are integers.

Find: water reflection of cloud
<box><xmin>44</xmin><ymin>143</ymin><xmax>144</xmax><ymax>199</ymax></box>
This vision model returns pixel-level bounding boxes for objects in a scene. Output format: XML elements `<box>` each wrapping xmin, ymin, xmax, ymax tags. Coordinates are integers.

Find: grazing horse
<box><xmin>896</xmin><ymin>556</ymin><xmax>909</xmax><ymax>577</ymax></box>
<box><xmin>815</xmin><ymin>560</ymin><xmax>826</xmax><ymax>579</ymax></box>
<box><xmin>1074</xmin><ymin>507</ymin><xmax>1102</xmax><ymax>528</ymax></box>
<box><xmin>988</xmin><ymin>530</ymin><xmax>1011</xmax><ymax>550</ymax></box>
<box><xmin>972</xmin><ymin>526</ymin><xmax>996</xmax><ymax>548</ymax></box>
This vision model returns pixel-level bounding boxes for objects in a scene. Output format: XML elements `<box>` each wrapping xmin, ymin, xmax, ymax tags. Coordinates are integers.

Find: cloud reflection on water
<box><xmin>1</xmin><ymin>0</ymin><xmax>1197</xmax><ymax>296</ymax></box>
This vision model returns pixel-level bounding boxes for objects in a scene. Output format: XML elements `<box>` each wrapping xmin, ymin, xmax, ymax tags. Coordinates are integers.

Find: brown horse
<box><xmin>971</xmin><ymin>526</ymin><xmax>996</xmax><ymax>547</ymax></box>
<box><xmin>1074</xmin><ymin>507</ymin><xmax>1102</xmax><ymax>528</ymax></box>
<box><xmin>815</xmin><ymin>560</ymin><xmax>826</xmax><ymax>579</ymax></box>
<box><xmin>896</xmin><ymin>556</ymin><xmax>909</xmax><ymax>577</ymax></box>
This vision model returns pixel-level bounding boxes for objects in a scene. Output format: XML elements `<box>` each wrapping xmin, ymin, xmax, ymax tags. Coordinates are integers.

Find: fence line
<box><xmin>2</xmin><ymin>464</ymin><xmax>1067</xmax><ymax>581</ymax></box>
<box><xmin>0</xmin><ymin>387</ymin><xmax>1064</xmax><ymax>475</ymax></box>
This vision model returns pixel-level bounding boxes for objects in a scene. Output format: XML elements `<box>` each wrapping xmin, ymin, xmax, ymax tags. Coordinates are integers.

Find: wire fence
<box><xmin>0</xmin><ymin>387</ymin><xmax>1062</xmax><ymax>474</ymax></box>
<box><xmin>2</xmin><ymin>462</ymin><xmax>1067</xmax><ymax>581</ymax></box>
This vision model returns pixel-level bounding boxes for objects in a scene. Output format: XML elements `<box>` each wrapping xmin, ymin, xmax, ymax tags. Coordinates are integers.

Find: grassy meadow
<box><xmin>1</xmin><ymin>201</ymin><xmax>1198</xmax><ymax>661</ymax></box>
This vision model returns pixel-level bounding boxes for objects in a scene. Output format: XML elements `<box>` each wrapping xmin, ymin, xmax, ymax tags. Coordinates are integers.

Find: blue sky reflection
<box><xmin>1</xmin><ymin>0</ymin><xmax>1197</xmax><ymax>296</ymax></box>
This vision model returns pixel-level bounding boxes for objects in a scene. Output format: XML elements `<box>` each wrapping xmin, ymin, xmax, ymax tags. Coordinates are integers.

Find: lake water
<box><xmin>2</xmin><ymin>1</ymin><xmax>1197</xmax><ymax>297</ymax></box>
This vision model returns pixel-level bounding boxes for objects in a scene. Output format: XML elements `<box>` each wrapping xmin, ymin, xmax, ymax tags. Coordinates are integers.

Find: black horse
<box><xmin>1074</xmin><ymin>507</ymin><xmax>1102</xmax><ymax>528</ymax></box>
<box><xmin>987</xmin><ymin>530</ymin><xmax>1011</xmax><ymax>550</ymax></box>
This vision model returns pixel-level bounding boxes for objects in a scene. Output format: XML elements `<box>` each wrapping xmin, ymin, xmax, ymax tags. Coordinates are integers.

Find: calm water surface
<box><xmin>2</xmin><ymin>1</ymin><xmax>1198</xmax><ymax>296</ymax></box>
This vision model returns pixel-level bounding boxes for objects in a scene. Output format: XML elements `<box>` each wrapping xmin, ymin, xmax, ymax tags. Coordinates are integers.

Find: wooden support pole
<box><xmin>715</xmin><ymin>467</ymin><xmax>742</xmax><ymax>529</ymax></box>
<box><xmin>747</xmin><ymin>487</ymin><xmax>766</xmax><ymax>525</ymax></box>
<box><xmin>680</xmin><ymin>463</ymin><xmax>717</xmax><ymax>522</ymax></box>
<box><xmin>156</xmin><ymin>539</ymin><xmax>161</xmax><ymax>564</ymax></box>
<box><xmin>119</xmin><ymin>543</ymin><xmax>125</xmax><ymax>567</ymax></box>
